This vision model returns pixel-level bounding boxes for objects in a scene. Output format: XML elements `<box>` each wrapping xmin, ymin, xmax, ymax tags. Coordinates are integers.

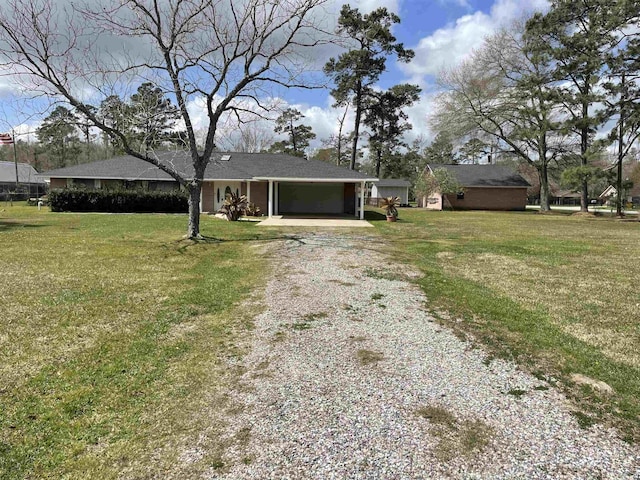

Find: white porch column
<box><xmin>360</xmin><ymin>181</ymin><xmax>365</xmax><ymax>220</ymax></box>
<box><xmin>354</xmin><ymin>182</ymin><xmax>358</xmax><ymax>218</ymax></box>
<box><xmin>268</xmin><ymin>180</ymin><xmax>273</xmax><ymax>217</ymax></box>
<box><xmin>274</xmin><ymin>182</ymin><xmax>279</xmax><ymax>215</ymax></box>
<box><xmin>246</xmin><ymin>181</ymin><xmax>251</xmax><ymax>203</ymax></box>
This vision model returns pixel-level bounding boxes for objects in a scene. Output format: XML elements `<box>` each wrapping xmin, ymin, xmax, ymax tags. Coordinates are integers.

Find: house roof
<box><xmin>374</xmin><ymin>178</ymin><xmax>411</xmax><ymax>188</ymax></box>
<box><xmin>427</xmin><ymin>164</ymin><xmax>530</xmax><ymax>188</ymax></box>
<box><xmin>0</xmin><ymin>161</ymin><xmax>46</xmax><ymax>184</ymax></box>
<box><xmin>40</xmin><ymin>151</ymin><xmax>377</xmax><ymax>182</ymax></box>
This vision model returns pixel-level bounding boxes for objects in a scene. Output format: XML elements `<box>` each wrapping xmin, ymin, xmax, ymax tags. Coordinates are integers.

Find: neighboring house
<box><xmin>0</xmin><ymin>161</ymin><xmax>47</xmax><ymax>200</ymax></box>
<box><xmin>40</xmin><ymin>152</ymin><xmax>377</xmax><ymax>218</ymax></box>
<box><xmin>369</xmin><ymin>179</ymin><xmax>411</xmax><ymax>206</ymax></box>
<box><xmin>419</xmin><ymin>164</ymin><xmax>530</xmax><ymax>211</ymax></box>
<box><xmin>599</xmin><ymin>183</ymin><xmax>640</xmax><ymax>207</ymax></box>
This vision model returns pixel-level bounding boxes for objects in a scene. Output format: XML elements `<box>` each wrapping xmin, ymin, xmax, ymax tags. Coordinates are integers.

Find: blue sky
<box><xmin>0</xmin><ymin>0</ymin><xmax>548</xmax><ymax>151</ymax></box>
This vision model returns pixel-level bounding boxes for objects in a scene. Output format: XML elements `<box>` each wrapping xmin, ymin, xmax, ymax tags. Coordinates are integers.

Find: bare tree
<box><xmin>219</xmin><ymin>122</ymin><xmax>276</xmax><ymax>153</ymax></box>
<box><xmin>0</xmin><ymin>0</ymin><xmax>328</xmax><ymax>237</ymax></box>
<box><xmin>431</xmin><ymin>23</ymin><xmax>572</xmax><ymax>211</ymax></box>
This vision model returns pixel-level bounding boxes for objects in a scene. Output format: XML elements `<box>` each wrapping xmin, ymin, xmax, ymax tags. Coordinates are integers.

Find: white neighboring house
<box><xmin>370</xmin><ymin>179</ymin><xmax>411</xmax><ymax>205</ymax></box>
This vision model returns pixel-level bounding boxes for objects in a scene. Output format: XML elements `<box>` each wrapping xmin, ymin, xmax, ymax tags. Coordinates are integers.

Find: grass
<box><xmin>356</xmin><ymin>349</ymin><xmax>385</xmax><ymax>365</ymax></box>
<box><xmin>416</xmin><ymin>405</ymin><xmax>493</xmax><ymax>460</ymax></box>
<box><xmin>0</xmin><ymin>204</ymin><xmax>280</xmax><ymax>479</ymax></box>
<box><xmin>370</xmin><ymin>207</ymin><xmax>640</xmax><ymax>442</ymax></box>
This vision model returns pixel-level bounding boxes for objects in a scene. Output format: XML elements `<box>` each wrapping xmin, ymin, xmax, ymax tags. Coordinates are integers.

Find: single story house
<box><xmin>0</xmin><ymin>161</ymin><xmax>47</xmax><ymax>200</ymax></box>
<box><xmin>599</xmin><ymin>183</ymin><xmax>640</xmax><ymax>207</ymax></box>
<box><xmin>369</xmin><ymin>178</ymin><xmax>411</xmax><ymax>206</ymax></box>
<box><xmin>40</xmin><ymin>151</ymin><xmax>377</xmax><ymax>219</ymax></box>
<box><xmin>419</xmin><ymin>164</ymin><xmax>530</xmax><ymax>211</ymax></box>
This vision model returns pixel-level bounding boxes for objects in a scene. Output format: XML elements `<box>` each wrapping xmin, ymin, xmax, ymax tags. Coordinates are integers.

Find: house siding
<box><xmin>202</xmin><ymin>182</ymin><xmax>214</xmax><ymax>212</ymax></box>
<box><xmin>371</xmin><ymin>185</ymin><xmax>409</xmax><ymax>204</ymax></box>
<box><xmin>444</xmin><ymin>187</ymin><xmax>528</xmax><ymax>211</ymax></box>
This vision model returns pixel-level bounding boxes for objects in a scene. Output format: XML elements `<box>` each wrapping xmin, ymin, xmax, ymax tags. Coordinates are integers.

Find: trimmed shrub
<box><xmin>49</xmin><ymin>188</ymin><xmax>188</xmax><ymax>213</ymax></box>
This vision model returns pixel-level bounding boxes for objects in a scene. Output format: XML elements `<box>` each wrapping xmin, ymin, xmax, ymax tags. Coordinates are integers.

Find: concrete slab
<box><xmin>258</xmin><ymin>215</ymin><xmax>373</xmax><ymax>227</ymax></box>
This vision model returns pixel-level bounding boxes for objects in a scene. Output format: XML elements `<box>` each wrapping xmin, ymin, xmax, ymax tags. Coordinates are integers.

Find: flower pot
<box><xmin>386</xmin><ymin>215</ymin><xmax>397</xmax><ymax>222</ymax></box>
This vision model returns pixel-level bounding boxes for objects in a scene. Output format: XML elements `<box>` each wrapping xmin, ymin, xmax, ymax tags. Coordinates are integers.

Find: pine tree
<box><xmin>36</xmin><ymin>106</ymin><xmax>80</xmax><ymax>168</ymax></box>
<box><xmin>129</xmin><ymin>83</ymin><xmax>181</xmax><ymax>152</ymax></box>
<box><xmin>324</xmin><ymin>5</ymin><xmax>413</xmax><ymax>170</ymax></box>
<box><xmin>526</xmin><ymin>0</ymin><xmax>625</xmax><ymax>211</ymax></box>
<box><xmin>269</xmin><ymin>108</ymin><xmax>316</xmax><ymax>157</ymax></box>
<box><xmin>363</xmin><ymin>83</ymin><xmax>421</xmax><ymax>177</ymax></box>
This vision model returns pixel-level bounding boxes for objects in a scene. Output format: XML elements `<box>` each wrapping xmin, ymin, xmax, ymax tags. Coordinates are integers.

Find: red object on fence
<box><xmin>0</xmin><ymin>133</ymin><xmax>14</xmax><ymax>145</ymax></box>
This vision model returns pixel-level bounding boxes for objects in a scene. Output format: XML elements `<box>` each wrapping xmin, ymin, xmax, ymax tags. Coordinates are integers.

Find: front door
<box><xmin>214</xmin><ymin>181</ymin><xmax>242</xmax><ymax>211</ymax></box>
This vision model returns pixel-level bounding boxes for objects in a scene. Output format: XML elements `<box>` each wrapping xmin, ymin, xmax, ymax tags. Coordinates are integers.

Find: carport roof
<box><xmin>40</xmin><ymin>151</ymin><xmax>378</xmax><ymax>182</ymax></box>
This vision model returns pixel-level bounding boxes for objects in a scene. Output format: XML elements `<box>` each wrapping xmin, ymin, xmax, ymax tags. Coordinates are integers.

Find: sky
<box><xmin>0</xmin><ymin>0</ymin><xmax>549</xmax><ymax>153</ymax></box>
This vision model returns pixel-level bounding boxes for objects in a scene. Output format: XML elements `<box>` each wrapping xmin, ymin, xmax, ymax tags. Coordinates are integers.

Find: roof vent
<box><xmin>220</xmin><ymin>154</ymin><xmax>231</xmax><ymax>161</ymax></box>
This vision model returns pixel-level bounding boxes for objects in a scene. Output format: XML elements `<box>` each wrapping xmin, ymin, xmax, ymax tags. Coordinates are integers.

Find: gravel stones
<box><xmin>210</xmin><ymin>233</ymin><xmax>640</xmax><ymax>479</ymax></box>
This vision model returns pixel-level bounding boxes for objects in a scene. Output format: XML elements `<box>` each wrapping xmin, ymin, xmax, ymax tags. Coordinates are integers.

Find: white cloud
<box><xmin>401</xmin><ymin>0</ymin><xmax>549</xmax><ymax>80</ymax></box>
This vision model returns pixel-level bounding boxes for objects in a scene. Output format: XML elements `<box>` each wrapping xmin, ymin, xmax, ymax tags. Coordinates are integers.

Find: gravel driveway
<box><xmin>211</xmin><ymin>233</ymin><xmax>639</xmax><ymax>479</ymax></box>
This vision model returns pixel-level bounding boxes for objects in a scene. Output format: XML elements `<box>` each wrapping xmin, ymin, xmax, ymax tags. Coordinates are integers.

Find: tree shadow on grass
<box><xmin>168</xmin><ymin>233</ymin><xmax>304</xmax><ymax>254</ymax></box>
<box><xmin>0</xmin><ymin>220</ymin><xmax>46</xmax><ymax>232</ymax></box>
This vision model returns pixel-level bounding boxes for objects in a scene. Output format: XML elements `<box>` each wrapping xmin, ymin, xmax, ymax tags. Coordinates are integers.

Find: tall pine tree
<box><xmin>324</xmin><ymin>5</ymin><xmax>413</xmax><ymax>170</ymax></box>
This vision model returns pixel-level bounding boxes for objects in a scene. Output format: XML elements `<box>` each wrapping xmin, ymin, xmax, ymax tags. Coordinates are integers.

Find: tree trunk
<box><xmin>580</xmin><ymin>99</ymin><xmax>589</xmax><ymax>212</ymax></box>
<box><xmin>539</xmin><ymin>167</ymin><xmax>551</xmax><ymax>211</ymax></box>
<box><xmin>186</xmin><ymin>181</ymin><xmax>202</xmax><ymax>239</ymax></box>
<box><xmin>350</xmin><ymin>78</ymin><xmax>362</xmax><ymax>171</ymax></box>
<box><xmin>375</xmin><ymin>147</ymin><xmax>382</xmax><ymax>178</ymax></box>
<box><xmin>617</xmin><ymin>73</ymin><xmax>626</xmax><ymax>218</ymax></box>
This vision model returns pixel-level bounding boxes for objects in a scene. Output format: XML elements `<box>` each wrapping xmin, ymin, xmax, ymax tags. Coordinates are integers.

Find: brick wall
<box><xmin>250</xmin><ymin>181</ymin><xmax>268</xmax><ymax>214</ymax></box>
<box><xmin>444</xmin><ymin>187</ymin><xmax>528</xmax><ymax>211</ymax></box>
<box><xmin>50</xmin><ymin>178</ymin><xmax>66</xmax><ymax>189</ymax></box>
<box><xmin>344</xmin><ymin>183</ymin><xmax>355</xmax><ymax>214</ymax></box>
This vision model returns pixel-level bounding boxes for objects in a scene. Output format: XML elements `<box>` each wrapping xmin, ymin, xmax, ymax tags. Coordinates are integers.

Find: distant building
<box><xmin>369</xmin><ymin>179</ymin><xmax>411</xmax><ymax>206</ymax></box>
<box><xmin>419</xmin><ymin>164</ymin><xmax>530</xmax><ymax>211</ymax></box>
<box><xmin>0</xmin><ymin>161</ymin><xmax>47</xmax><ymax>200</ymax></box>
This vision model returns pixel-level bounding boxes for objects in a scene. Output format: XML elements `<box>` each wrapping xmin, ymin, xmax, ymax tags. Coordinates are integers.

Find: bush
<box><xmin>49</xmin><ymin>188</ymin><xmax>189</xmax><ymax>213</ymax></box>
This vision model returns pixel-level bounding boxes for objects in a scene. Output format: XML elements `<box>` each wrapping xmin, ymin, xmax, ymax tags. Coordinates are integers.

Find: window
<box><xmin>236</xmin><ymin>188</ymin><xmax>239</xmax><ymax>197</ymax></box>
<box><xmin>217</xmin><ymin>188</ymin><xmax>220</xmax><ymax>202</ymax></box>
<box><xmin>225</xmin><ymin>186</ymin><xmax>232</xmax><ymax>198</ymax></box>
<box><xmin>456</xmin><ymin>192</ymin><xmax>464</xmax><ymax>200</ymax></box>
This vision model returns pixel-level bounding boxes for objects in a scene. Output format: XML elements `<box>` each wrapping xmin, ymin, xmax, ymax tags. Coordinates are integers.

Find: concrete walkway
<box><xmin>258</xmin><ymin>215</ymin><xmax>373</xmax><ymax>227</ymax></box>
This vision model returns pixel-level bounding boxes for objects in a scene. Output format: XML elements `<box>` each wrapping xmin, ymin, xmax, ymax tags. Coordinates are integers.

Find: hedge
<box><xmin>49</xmin><ymin>189</ymin><xmax>189</xmax><ymax>213</ymax></box>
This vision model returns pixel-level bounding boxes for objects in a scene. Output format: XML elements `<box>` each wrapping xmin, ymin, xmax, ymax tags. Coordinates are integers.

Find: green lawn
<box><xmin>0</xmin><ymin>205</ymin><xmax>277</xmax><ymax>479</ymax></box>
<box><xmin>2</xmin><ymin>205</ymin><xmax>639</xmax><ymax>478</ymax></box>
<box><xmin>370</xmin><ymin>207</ymin><xmax>640</xmax><ymax>442</ymax></box>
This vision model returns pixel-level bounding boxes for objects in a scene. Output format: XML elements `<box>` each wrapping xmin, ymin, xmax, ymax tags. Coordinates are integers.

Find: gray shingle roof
<box><xmin>0</xmin><ymin>161</ymin><xmax>46</xmax><ymax>184</ymax></box>
<box><xmin>375</xmin><ymin>178</ymin><xmax>411</xmax><ymax>187</ymax></box>
<box><xmin>428</xmin><ymin>164</ymin><xmax>530</xmax><ymax>188</ymax></box>
<box><xmin>40</xmin><ymin>151</ymin><xmax>376</xmax><ymax>181</ymax></box>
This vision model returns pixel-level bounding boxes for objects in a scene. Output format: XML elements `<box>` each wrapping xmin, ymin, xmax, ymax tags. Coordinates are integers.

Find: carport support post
<box><xmin>268</xmin><ymin>180</ymin><xmax>273</xmax><ymax>217</ymax></box>
<box><xmin>274</xmin><ymin>182</ymin><xmax>279</xmax><ymax>215</ymax></box>
<box><xmin>360</xmin><ymin>181</ymin><xmax>365</xmax><ymax>220</ymax></box>
<box><xmin>247</xmin><ymin>181</ymin><xmax>251</xmax><ymax>203</ymax></box>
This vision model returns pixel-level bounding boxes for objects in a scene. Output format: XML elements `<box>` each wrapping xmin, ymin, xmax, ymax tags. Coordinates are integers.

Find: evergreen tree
<box><xmin>99</xmin><ymin>95</ymin><xmax>132</xmax><ymax>154</ymax></box>
<box><xmin>526</xmin><ymin>0</ymin><xmax>626</xmax><ymax>211</ymax></box>
<box><xmin>363</xmin><ymin>83</ymin><xmax>421</xmax><ymax>177</ymax></box>
<box><xmin>324</xmin><ymin>5</ymin><xmax>414</xmax><ymax>170</ymax></box>
<box><xmin>129</xmin><ymin>83</ymin><xmax>181</xmax><ymax>151</ymax></box>
<box><xmin>36</xmin><ymin>106</ymin><xmax>80</xmax><ymax>168</ymax></box>
<box><xmin>424</xmin><ymin>132</ymin><xmax>456</xmax><ymax>165</ymax></box>
<box><xmin>269</xmin><ymin>108</ymin><xmax>316</xmax><ymax>157</ymax></box>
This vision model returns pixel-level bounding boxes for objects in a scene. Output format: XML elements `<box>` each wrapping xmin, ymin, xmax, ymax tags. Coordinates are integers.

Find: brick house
<box><xmin>419</xmin><ymin>164</ymin><xmax>530</xmax><ymax>211</ymax></box>
<box><xmin>41</xmin><ymin>152</ymin><xmax>377</xmax><ymax>218</ymax></box>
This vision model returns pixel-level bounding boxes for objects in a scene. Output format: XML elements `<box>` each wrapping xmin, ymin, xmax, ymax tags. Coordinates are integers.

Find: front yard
<box><xmin>0</xmin><ymin>206</ymin><xmax>274</xmax><ymax>478</ymax></box>
<box><xmin>372</xmin><ymin>208</ymin><xmax>640</xmax><ymax>442</ymax></box>
<box><xmin>1</xmin><ymin>205</ymin><xmax>639</xmax><ymax>478</ymax></box>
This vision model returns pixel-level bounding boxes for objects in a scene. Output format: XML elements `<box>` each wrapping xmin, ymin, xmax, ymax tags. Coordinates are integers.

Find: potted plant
<box><xmin>380</xmin><ymin>196</ymin><xmax>400</xmax><ymax>222</ymax></box>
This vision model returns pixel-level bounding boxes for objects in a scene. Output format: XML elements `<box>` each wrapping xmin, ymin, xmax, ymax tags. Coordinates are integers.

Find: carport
<box><xmin>254</xmin><ymin>177</ymin><xmax>370</xmax><ymax>220</ymax></box>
